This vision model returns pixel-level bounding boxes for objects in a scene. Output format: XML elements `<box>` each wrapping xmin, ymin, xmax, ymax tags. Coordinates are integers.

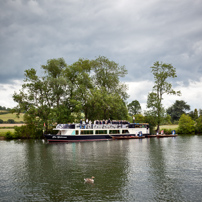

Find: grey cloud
<box><xmin>0</xmin><ymin>0</ymin><xmax>202</xmax><ymax>87</ymax></box>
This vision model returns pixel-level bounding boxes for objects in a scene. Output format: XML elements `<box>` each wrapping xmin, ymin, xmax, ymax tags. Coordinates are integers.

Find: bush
<box><xmin>5</xmin><ymin>131</ymin><xmax>14</xmax><ymax>139</ymax></box>
<box><xmin>0</xmin><ymin>119</ymin><xmax>3</xmax><ymax>123</ymax></box>
<box><xmin>195</xmin><ymin>116</ymin><xmax>202</xmax><ymax>133</ymax></box>
<box><xmin>14</xmin><ymin>125</ymin><xmax>43</xmax><ymax>139</ymax></box>
<box><xmin>7</xmin><ymin>119</ymin><xmax>15</xmax><ymax>123</ymax></box>
<box><xmin>178</xmin><ymin>114</ymin><xmax>195</xmax><ymax>134</ymax></box>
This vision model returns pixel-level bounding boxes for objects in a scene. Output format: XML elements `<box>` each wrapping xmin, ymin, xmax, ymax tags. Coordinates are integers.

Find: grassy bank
<box><xmin>0</xmin><ymin>124</ymin><xmax>25</xmax><ymax>137</ymax></box>
<box><xmin>0</xmin><ymin>128</ymin><xmax>15</xmax><ymax>137</ymax></box>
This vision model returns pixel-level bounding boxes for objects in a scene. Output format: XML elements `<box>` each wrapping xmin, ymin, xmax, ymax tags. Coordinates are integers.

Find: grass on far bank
<box><xmin>159</xmin><ymin>125</ymin><xmax>179</xmax><ymax>130</ymax></box>
<box><xmin>0</xmin><ymin>113</ymin><xmax>24</xmax><ymax>122</ymax></box>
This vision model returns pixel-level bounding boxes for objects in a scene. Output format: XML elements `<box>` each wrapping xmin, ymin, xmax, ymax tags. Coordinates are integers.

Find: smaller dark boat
<box><xmin>156</xmin><ymin>134</ymin><xmax>178</xmax><ymax>138</ymax></box>
<box><xmin>145</xmin><ymin>135</ymin><xmax>157</xmax><ymax>138</ymax></box>
<box><xmin>112</xmin><ymin>135</ymin><xmax>145</xmax><ymax>140</ymax></box>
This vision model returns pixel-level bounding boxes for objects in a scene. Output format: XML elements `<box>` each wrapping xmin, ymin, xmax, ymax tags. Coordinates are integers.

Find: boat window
<box><xmin>109</xmin><ymin>130</ymin><xmax>120</xmax><ymax>134</ymax></box>
<box><xmin>80</xmin><ymin>130</ymin><xmax>94</xmax><ymax>135</ymax></box>
<box><xmin>122</xmin><ymin>130</ymin><xmax>129</xmax><ymax>134</ymax></box>
<box><xmin>95</xmin><ymin>130</ymin><xmax>107</xmax><ymax>134</ymax></box>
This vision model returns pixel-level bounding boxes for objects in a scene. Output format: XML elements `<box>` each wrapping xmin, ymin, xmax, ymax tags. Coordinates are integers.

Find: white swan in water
<box><xmin>84</xmin><ymin>176</ymin><xmax>95</xmax><ymax>183</ymax></box>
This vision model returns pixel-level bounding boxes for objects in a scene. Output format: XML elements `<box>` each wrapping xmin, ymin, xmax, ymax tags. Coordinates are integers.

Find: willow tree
<box><xmin>147</xmin><ymin>61</ymin><xmax>181</xmax><ymax>132</ymax></box>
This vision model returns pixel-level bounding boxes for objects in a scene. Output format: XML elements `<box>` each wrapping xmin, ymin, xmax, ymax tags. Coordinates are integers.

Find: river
<box><xmin>0</xmin><ymin>135</ymin><xmax>202</xmax><ymax>201</ymax></box>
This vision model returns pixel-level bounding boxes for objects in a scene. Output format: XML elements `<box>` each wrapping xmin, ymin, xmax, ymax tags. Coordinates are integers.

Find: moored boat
<box><xmin>156</xmin><ymin>134</ymin><xmax>178</xmax><ymax>138</ymax></box>
<box><xmin>145</xmin><ymin>135</ymin><xmax>157</xmax><ymax>138</ymax></box>
<box><xmin>44</xmin><ymin>122</ymin><xmax>150</xmax><ymax>142</ymax></box>
<box><xmin>112</xmin><ymin>135</ymin><xmax>145</xmax><ymax>140</ymax></box>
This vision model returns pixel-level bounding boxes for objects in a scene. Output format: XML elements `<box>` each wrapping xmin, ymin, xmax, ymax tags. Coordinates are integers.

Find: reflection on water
<box><xmin>0</xmin><ymin>136</ymin><xmax>202</xmax><ymax>201</ymax></box>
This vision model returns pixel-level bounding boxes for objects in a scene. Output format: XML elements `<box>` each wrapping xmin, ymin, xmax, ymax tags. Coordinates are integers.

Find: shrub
<box><xmin>0</xmin><ymin>119</ymin><xmax>3</xmax><ymax>123</ymax></box>
<box><xmin>5</xmin><ymin>131</ymin><xmax>14</xmax><ymax>139</ymax></box>
<box><xmin>7</xmin><ymin>119</ymin><xmax>15</xmax><ymax>123</ymax></box>
<box><xmin>14</xmin><ymin>125</ymin><xmax>43</xmax><ymax>139</ymax></box>
<box><xmin>178</xmin><ymin>114</ymin><xmax>195</xmax><ymax>134</ymax></box>
<box><xmin>195</xmin><ymin>116</ymin><xmax>202</xmax><ymax>133</ymax></box>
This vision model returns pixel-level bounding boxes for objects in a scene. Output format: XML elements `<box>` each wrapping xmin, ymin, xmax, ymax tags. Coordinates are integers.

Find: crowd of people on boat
<box><xmin>79</xmin><ymin>118</ymin><xmax>129</xmax><ymax>129</ymax></box>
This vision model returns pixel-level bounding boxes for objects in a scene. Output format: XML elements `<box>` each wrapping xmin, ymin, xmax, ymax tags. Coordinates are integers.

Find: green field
<box><xmin>160</xmin><ymin>125</ymin><xmax>178</xmax><ymax>129</ymax></box>
<box><xmin>0</xmin><ymin>113</ymin><xmax>24</xmax><ymax>122</ymax></box>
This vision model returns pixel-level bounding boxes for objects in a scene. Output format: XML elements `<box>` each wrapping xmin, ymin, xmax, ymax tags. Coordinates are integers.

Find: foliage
<box><xmin>167</xmin><ymin>100</ymin><xmax>190</xmax><ymax>122</ymax></box>
<box><xmin>7</xmin><ymin>119</ymin><xmax>15</xmax><ymax>123</ymax></box>
<box><xmin>199</xmin><ymin>109</ymin><xmax>202</xmax><ymax>117</ymax></box>
<box><xmin>189</xmin><ymin>108</ymin><xmax>199</xmax><ymax>121</ymax></box>
<box><xmin>0</xmin><ymin>106</ymin><xmax>11</xmax><ymax>111</ymax></box>
<box><xmin>147</xmin><ymin>61</ymin><xmax>181</xmax><ymax>131</ymax></box>
<box><xmin>195</xmin><ymin>116</ymin><xmax>202</xmax><ymax>133</ymax></box>
<box><xmin>14</xmin><ymin>125</ymin><xmax>43</xmax><ymax>139</ymax></box>
<box><xmin>13</xmin><ymin>57</ymin><xmax>129</xmax><ymax>138</ymax></box>
<box><xmin>178</xmin><ymin>114</ymin><xmax>195</xmax><ymax>134</ymax></box>
<box><xmin>134</xmin><ymin>114</ymin><xmax>145</xmax><ymax>123</ymax></box>
<box><xmin>5</xmin><ymin>131</ymin><xmax>13</xmax><ymax>139</ymax></box>
<box><xmin>127</xmin><ymin>100</ymin><xmax>141</xmax><ymax>116</ymax></box>
<box><xmin>144</xmin><ymin>111</ymin><xmax>157</xmax><ymax>134</ymax></box>
<box><xmin>4</xmin><ymin>131</ymin><xmax>21</xmax><ymax>139</ymax></box>
<box><xmin>161</xmin><ymin>114</ymin><xmax>172</xmax><ymax>125</ymax></box>
<box><xmin>0</xmin><ymin>119</ymin><xmax>3</xmax><ymax>123</ymax></box>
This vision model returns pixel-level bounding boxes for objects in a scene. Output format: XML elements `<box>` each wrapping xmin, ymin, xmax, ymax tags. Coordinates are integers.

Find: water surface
<box><xmin>0</xmin><ymin>136</ymin><xmax>202</xmax><ymax>201</ymax></box>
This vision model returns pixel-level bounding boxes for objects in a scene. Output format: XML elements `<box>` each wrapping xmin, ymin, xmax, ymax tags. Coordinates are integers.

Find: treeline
<box><xmin>12</xmin><ymin>56</ymin><xmax>130</xmax><ymax>138</ymax></box>
<box><xmin>0</xmin><ymin>106</ymin><xmax>12</xmax><ymax>114</ymax></box>
<box><xmin>8</xmin><ymin>57</ymin><xmax>202</xmax><ymax>139</ymax></box>
<box><xmin>129</xmin><ymin>99</ymin><xmax>202</xmax><ymax>134</ymax></box>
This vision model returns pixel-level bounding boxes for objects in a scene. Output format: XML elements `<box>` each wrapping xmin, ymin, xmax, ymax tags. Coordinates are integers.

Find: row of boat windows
<box><xmin>76</xmin><ymin>130</ymin><xmax>129</xmax><ymax>135</ymax></box>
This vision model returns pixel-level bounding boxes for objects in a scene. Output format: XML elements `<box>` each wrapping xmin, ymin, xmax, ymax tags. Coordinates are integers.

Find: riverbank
<box><xmin>0</xmin><ymin>124</ymin><xmax>24</xmax><ymax>137</ymax></box>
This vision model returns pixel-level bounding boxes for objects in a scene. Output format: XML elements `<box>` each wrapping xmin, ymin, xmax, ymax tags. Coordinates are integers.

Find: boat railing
<box><xmin>55</xmin><ymin>123</ymin><xmax>148</xmax><ymax>130</ymax></box>
<box><xmin>56</xmin><ymin>123</ymin><xmax>129</xmax><ymax>130</ymax></box>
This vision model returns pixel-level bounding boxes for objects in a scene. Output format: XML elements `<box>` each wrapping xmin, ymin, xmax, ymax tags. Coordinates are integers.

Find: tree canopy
<box><xmin>13</xmin><ymin>56</ymin><xmax>129</xmax><ymax>137</ymax></box>
<box><xmin>167</xmin><ymin>100</ymin><xmax>190</xmax><ymax>122</ymax></box>
<box><xmin>127</xmin><ymin>100</ymin><xmax>141</xmax><ymax>116</ymax></box>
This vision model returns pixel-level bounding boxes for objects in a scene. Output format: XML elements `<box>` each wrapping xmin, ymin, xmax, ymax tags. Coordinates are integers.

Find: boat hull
<box><xmin>44</xmin><ymin>134</ymin><xmax>113</xmax><ymax>142</ymax></box>
<box><xmin>145</xmin><ymin>135</ymin><xmax>157</xmax><ymax>138</ymax></box>
<box><xmin>156</xmin><ymin>134</ymin><xmax>178</xmax><ymax>138</ymax></box>
<box><xmin>44</xmin><ymin>134</ymin><xmax>147</xmax><ymax>142</ymax></box>
<box><xmin>112</xmin><ymin>135</ymin><xmax>145</xmax><ymax>140</ymax></box>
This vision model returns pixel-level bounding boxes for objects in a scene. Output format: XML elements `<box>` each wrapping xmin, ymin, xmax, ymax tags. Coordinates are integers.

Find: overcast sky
<box><xmin>0</xmin><ymin>0</ymin><xmax>202</xmax><ymax>112</ymax></box>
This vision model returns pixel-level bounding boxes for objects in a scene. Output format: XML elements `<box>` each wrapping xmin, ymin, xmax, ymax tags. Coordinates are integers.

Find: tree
<box><xmin>195</xmin><ymin>116</ymin><xmax>202</xmax><ymax>133</ymax></box>
<box><xmin>178</xmin><ymin>114</ymin><xmax>195</xmax><ymax>134</ymax></box>
<box><xmin>199</xmin><ymin>109</ymin><xmax>202</xmax><ymax>117</ymax></box>
<box><xmin>13</xmin><ymin>58</ymin><xmax>73</xmax><ymax>136</ymax></box>
<box><xmin>189</xmin><ymin>108</ymin><xmax>198</xmax><ymax>121</ymax></box>
<box><xmin>89</xmin><ymin>56</ymin><xmax>129</xmax><ymax>120</ymax></box>
<box><xmin>167</xmin><ymin>100</ymin><xmax>190</xmax><ymax>122</ymax></box>
<box><xmin>147</xmin><ymin>61</ymin><xmax>181</xmax><ymax>131</ymax></box>
<box><xmin>127</xmin><ymin>100</ymin><xmax>141</xmax><ymax>116</ymax></box>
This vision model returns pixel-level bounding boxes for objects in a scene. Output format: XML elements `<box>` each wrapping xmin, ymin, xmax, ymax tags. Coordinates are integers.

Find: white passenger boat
<box><xmin>44</xmin><ymin>122</ymin><xmax>150</xmax><ymax>142</ymax></box>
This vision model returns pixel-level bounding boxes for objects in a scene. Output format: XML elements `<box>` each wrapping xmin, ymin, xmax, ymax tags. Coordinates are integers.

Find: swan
<box><xmin>84</xmin><ymin>176</ymin><xmax>95</xmax><ymax>183</ymax></box>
